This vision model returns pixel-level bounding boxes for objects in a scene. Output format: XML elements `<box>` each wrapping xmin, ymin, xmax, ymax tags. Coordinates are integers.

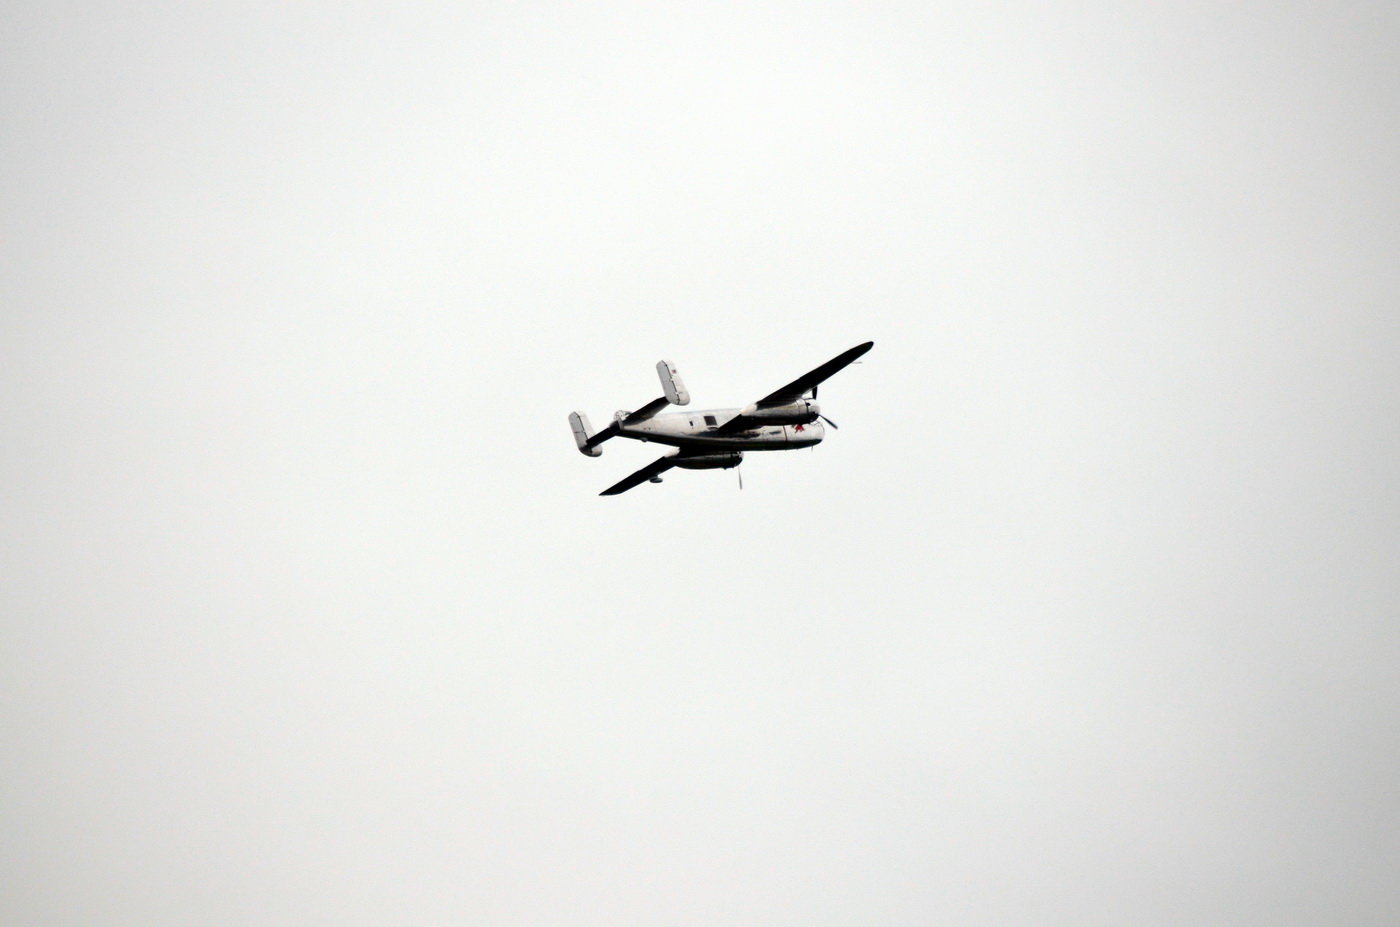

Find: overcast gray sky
<box><xmin>4</xmin><ymin>2</ymin><xmax>1398</xmax><ymax>924</ymax></box>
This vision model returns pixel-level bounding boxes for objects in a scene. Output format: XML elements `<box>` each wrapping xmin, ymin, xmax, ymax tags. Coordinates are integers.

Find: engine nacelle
<box><xmin>674</xmin><ymin>452</ymin><xmax>743</xmax><ymax>470</ymax></box>
<box><xmin>739</xmin><ymin>399</ymin><xmax>820</xmax><ymax>425</ymax></box>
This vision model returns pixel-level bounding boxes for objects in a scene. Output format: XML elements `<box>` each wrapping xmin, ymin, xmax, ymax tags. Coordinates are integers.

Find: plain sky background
<box><xmin>3</xmin><ymin>2</ymin><xmax>1398</xmax><ymax>924</ymax></box>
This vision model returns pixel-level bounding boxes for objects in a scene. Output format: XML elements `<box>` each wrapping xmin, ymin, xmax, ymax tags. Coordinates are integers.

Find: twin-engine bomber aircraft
<box><xmin>570</xmin><ymin>341</ymin><xmax>873</xmax><ymax>495</ymax></box>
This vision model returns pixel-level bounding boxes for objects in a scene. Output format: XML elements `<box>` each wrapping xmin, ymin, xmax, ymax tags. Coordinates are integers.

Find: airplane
<box><xmin>569</xmin><ymin>341</ymin><xmax>873</xmax><ymax>495</ymax></box>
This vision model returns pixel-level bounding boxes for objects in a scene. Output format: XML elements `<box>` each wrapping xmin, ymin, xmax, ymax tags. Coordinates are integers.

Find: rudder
<box><xmin>569</xmin><ymin>411</ymin><xmax>603</xmax><ymax>457</ymax></box>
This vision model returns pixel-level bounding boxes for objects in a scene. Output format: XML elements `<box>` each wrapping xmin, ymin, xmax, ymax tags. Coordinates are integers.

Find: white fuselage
<box><xmin>616</xmin><ymin>408</ymin><xmax>825</xmax><ymax>451</ymax></box>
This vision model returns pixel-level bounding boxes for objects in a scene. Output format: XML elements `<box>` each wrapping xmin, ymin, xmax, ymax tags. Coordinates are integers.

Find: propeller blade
<box><xmin>819</xmin><ymin>414</ymin><xmax>838</xmax><ymax>430</ymax></box>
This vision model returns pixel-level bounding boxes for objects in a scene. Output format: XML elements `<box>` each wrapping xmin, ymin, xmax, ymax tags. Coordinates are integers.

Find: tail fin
<box><xmin>569</xmin><ymin>412</ymin><xmax>601</xmax><ymax>456</ymax></box>
<box><xmin>657</xmin><ymin>360</ymin><xmax>689</xmax><ymax>405</ymax></box>
<box><xmin>570</xmin><ymin>411</ymin><xmax>621</xmax><ymax>457</ymax></box>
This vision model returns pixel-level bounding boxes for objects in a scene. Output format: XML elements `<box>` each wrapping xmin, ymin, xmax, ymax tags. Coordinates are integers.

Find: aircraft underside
<box><xmin>619</xmin><ymin>422</ymin><xmax>823</xmax><ymax>452</ymax></box>
<box><xmin>570</xmin><ymin>341</ymin><xmax>870</xmax><ymax>495</ymax></box>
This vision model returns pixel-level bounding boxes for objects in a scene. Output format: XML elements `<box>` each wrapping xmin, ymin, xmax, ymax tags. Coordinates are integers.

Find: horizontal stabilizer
<box><xmin>586</xmin><ymin>422</ymin><xmax>620</xmax><ymax>449</ymax></box>
<box><xmin>623</xmin><ymin>397</ymin><xmax>669</xmax><ymax>424</ymax></box>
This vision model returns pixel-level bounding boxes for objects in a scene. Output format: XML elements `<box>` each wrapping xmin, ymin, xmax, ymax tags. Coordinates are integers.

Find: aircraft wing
<box><xmin>716</xmin><ymin>341</ymin><xmax>873</xmax><ymax>434</ymax></box>
<box><xmin>599</xmin><ymin>454</ymin><xmax>678</xmax><ymax>496</ymax></box>
<box><xmin>758</xmin><ymin>341</ymin><xmax>873</xmax><ymax>402</ymax></box>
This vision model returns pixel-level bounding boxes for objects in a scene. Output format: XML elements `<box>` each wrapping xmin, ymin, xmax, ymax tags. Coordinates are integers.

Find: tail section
<box><xmin>572</xmin><ymin>359</ymin><xmax>687</xmax><ymax>458</ymax></box>
<box><xmin>657</xmin><ymin>360</ymin><xmax>689</xmax><ymax>406</ymax></box>
<box><xmin>570</xmin><ymin>411</ymin><xmax>602</xmax><ymax>456</ymax></box>
<box><xmin>570</xmin><ymin>411</ymin><xmax>621</xmax><ymax>456</ymax></box>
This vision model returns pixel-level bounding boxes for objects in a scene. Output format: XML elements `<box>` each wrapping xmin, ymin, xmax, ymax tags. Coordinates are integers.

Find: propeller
<box><xmin>807</xmin><ymin>384</ymin><xmax>838</xmax><ymax>428</ymax></box>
